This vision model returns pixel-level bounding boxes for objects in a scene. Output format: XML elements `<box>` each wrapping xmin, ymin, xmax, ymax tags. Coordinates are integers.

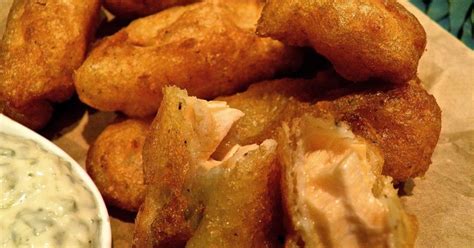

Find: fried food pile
<box><xmin>1</xmin><ymin>0</ymin><xmax>443</xmax><ymax>247</ymax></box>
<box><xmin>86</xmin><ymin>77</ymin><xmax>439</xmax><ymax>246</ymax></box>
<box><xmin>0</xmin><ymin>0</ymin><xmax>100</xmax><ymax>130</ymax></box>
<box><xmin>257</xmin><ymin>0</ymin><xmax>426</xmax><ymax>83</ymax></box>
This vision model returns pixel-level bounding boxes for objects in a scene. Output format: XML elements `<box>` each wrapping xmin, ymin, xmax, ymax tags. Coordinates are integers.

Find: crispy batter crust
<box><xmin>0</xmin><ymin>0</ymin><xmax>100</xmax><ymax>129</ymax></box>
<box><xmin>134</xmin><ymin>87</ymin><xmax>203</xmax><ymax>247</ymax></box>
<box><xmin>86</xmin><ymin>118</ymin><xmax>150</xmax><ymax>212</ymax></box>
<box><xmin>74</xmin><ymin>0</ymin><xmax>302</xmax><ymax>117</ymax></box>
<box><xmin>0</xmin><ymin>101</ymin><xmax>53</xmax><ymax>130</ymax></box>
<box><xmin>103</xmin><ymin>0</ymin><xmax>197</xmax><ymax>18</ymax></box>
<box><xmin>317</xmin><ymin>79</ymin><xmax>441</xmax><ymax>180</ymax></box>
<box><xmin>257</xmin><ymin>0</ymin><xmax>426</xmax><ymax>83</ymax></box>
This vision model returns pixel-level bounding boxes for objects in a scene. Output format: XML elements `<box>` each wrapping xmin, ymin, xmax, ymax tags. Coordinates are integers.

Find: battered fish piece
<box><xmin>134</xmin><ymin>87</ymin><xmax>281</xmax><ymax>247</ymax></box>
<box><xmin>257</xmin><ymin>0</ymin><xmax>426</xmax><ymax>83</ymax></box>
<box><xmin>104</xmin><ymin>0</ymin><xmax>197</xmax><ymax>19</ymax></box>
<box><xmin>87</xmin><ymin>118</ymin><xmax>151</xmax><ymax>212</ymax></box>
<box><xmin>0</xmin><ymin>0</ymin><xmax>100</xmax><ymax>130</ymax></box>
<box><xmin>278</xmin><ymin>116</ymin><xmax>417</xmax><ymax>247</ymax></box>
<box><xmin>74</xmin><ymin>0</ymin><xmax>302</xmax><ymax>117</ymax></box>
<box><xmin>316</xmin><ymin>79</ymin><xmax>441</xmax><ymax>181</ymax></box>
<box><xmin>215</xmin><ymin>76</ymin><xmax>441</xmax><ymax>181</ymax></box>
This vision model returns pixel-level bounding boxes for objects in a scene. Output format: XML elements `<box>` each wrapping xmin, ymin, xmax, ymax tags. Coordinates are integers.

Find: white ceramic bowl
<box><xmin>0</xmin><ymin>114</ymin><xmax>111</xmax><ymax>247</ymax></box>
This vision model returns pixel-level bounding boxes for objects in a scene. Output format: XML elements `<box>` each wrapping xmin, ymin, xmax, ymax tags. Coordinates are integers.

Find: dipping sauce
<box><xmin>0</xmin><ymin>132</ymin><xmax>101</xmax><ymax>247</ymax></box>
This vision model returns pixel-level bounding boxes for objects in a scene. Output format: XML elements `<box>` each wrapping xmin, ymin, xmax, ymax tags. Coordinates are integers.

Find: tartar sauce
<box><xmin>0</xmin><ymin>132</ymin><xmax>101</xmax><ymax>247</ymax></box>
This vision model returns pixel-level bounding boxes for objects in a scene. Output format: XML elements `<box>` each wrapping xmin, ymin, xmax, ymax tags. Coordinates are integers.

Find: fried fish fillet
<box><xmin>86</xmin><ymin>118</ymin><xmax>151</xmax><ymax>212</ymax></box>
<box><xmin>134</xmin><ymin>86</ymin><xmax>281</xmax><ymax>247</ymax></box>
<box><xmin>74</xmin><ymin>0</ymin><xmax>302</xmax><ymax>117</ymax></box>
<box><xmin>0</xmin><ymin>0</ymin><xmax>100</xmax><ymax>130</ymax></box>
<box><xmin>257</xmin><ymin>0</ymin><xmax>426</xmax><ymax>84</ymax></box>
<box><xmin>278</xmin><ymin>116</ymin><xmax>417</xmax><ymax>247</ymax></box>
<box><xmin>315</xmin><ymin>79</ymin><xmax>441</xmax><ymax>181</ymax></box>
<box><xmin>103</xmin><ymin>0</ymin><xmax>197</xmax><ymax>19</ymax></box>
<box><xmin>215</xmin><ymin>75</ymin><xmax>441</xmax><ymax>181</ymax></box>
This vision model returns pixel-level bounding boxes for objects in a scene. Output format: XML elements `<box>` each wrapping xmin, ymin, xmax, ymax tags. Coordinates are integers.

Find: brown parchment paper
<box><xmin>1</xmin><ymin>0</ymin><xmax>473</xmax><ymax>247</ymax></box>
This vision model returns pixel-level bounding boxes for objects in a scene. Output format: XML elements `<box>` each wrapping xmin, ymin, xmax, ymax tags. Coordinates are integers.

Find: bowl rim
<box><xmin>0</xmin><ymin>114</ymin><xmax>112</xmax><ymax>247</ymax></box>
